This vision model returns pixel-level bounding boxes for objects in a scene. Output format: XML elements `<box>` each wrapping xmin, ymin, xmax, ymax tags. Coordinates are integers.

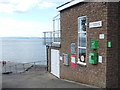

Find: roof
<box><xmin>56</xmin><ymin>0</ymin><xmax>84</xmax><ymax>11</ymax></box>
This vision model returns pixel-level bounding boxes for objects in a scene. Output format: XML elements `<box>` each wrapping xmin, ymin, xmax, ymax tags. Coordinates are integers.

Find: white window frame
<box><xmin>77</xmin><ymin>16</ymin><xmax>87</xmax><ymax>66</ymax></box>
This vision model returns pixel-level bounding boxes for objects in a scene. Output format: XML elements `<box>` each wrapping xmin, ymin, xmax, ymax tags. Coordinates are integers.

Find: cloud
<box><xmin>38</xmin><ymin>2</ymin><xmax>55</xmax><ymax>9</ymax></box>
<box><xmin>0</xmin><ymin>18</ymin><xmax>53</xmax><ymax>37</ymax></box>
<box><xmin>0</xmin><ymin>0</ymin><xmax>40</xmax><ymax>13</ymax></box>
<box><xmin>0</xmin><ymin>0</ymin><xmax>59</xmax><ymax>13</ymax></box>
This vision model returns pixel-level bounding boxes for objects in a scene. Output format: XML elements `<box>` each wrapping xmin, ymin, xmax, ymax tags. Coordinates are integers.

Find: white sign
<box><xmin>71</xmin><ymin>57</ymin><xmax>75</xmax><ymax>63</ymax></box>
<box><xmin>99</xmin><ymin>34</ymin><xmax>105</xmax><ymax>39</ymax></box>
<box><xmin>80</xmin><ymin>56</ymin><xmax>85</xmax><ymax>62</ymax></box>
<box><xmin>89</xmin><ymin>21</ymin><xmax>102</xmax><ymax>28</ymax></box>
<box><xmin>60</xmin><ymin>56</ymin><xmax>63</xmax><ymax>61</ymax></box>
<box><xmin>98</xmin><ymin>56</ymin><xmax>102</xmax><ymax>63</ymax></box>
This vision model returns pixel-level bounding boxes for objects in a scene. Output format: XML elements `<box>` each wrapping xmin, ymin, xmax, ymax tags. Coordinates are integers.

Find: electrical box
<box><xmin>88</xmin><ymin>52</ymin><xmax>98</xmax><ymax>64</ymax></box>
<box><xmin>90</xmin><ymin>40</ymin><xmax>98</xmax><ymax>49</ymax></box>
<box><xmin>63</xmin><ymin>54</ymin><xmax>69</xmax><ymax>66</ymax></box>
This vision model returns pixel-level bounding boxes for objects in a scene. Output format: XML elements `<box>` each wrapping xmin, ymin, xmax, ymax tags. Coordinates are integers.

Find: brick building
<box><xmin>43</xmin><ymin>1</ymin><xmax>120</xmax><ymax>88</ymax></box>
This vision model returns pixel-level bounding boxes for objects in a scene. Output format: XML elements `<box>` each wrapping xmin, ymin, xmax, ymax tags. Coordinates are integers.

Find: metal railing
<box><xmin>43</xmin><ymin>30</ymin><xmax>61</xmax><ymax>47</ymax></box>
<box><xmin>2</xmin><ymin>60</ymin><xmax>47</xmax><ymax>74</ymax></box>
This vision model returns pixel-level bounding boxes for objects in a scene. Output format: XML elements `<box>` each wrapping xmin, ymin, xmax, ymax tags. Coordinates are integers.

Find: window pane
<box><xmin>78</xmin><ymin>48</ymin><xmax>86</xmax><ymax>62</ymax></box>
<box><xmin>78</xmin><ymin>17</ymin><xmax>86</xmax><ymax>32</ymax></box>
<box><xmin>78</xmin><ymin>33</ymin><xmax>86</xmax><ymax>47</ymax></box>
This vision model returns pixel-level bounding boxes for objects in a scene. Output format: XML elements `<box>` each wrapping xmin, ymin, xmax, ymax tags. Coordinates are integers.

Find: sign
<box><xmin>71</xmin><ymin>55</ymin><xmax>75</xmax><ymax>63</ymax></box>
<box><xmin>60</xmin><ymin>56</ymin><xmax>63</xmax><ymax>61</ymax></box>
<box><xmin>89</xmin><ymin>21</ymin><xmax>102</xmax><ymax>28</ymax></box>
<box><xmin>71</xmin><ymin>55</ymin><xmax>76</xmax><ymax>68</ymax></box>
<box><xmin>99</xmin><ymin>34</ymin><xmax>104</xmax><ymax>39</ymax></box>
<box><xmin>80</xmin><ymin>55</ymin><xmax>85</xmax><ymax>62</ymax></box>
<box><xmin>63</xmin><ymin>54</ymin><xmax>69</xmax><ymax>65</ymax></box>
<box><xmin>71</xmin><ymin>43</ymin><xmax>76</xmax><ymax>54</ymax></box>
<box><xmin>98</xmin><ymin>56</ymin><xmax>102</xmax><ymax>63</ymax></box>
<box><xmin>107</xmin><ymin>41</ymin><xmax>112</xmax><ymax>48</ymax></box>
<box><xmin>90</xmin><ymin>40</ymin><xmax>98</xmax><ymax>49</ymax></box>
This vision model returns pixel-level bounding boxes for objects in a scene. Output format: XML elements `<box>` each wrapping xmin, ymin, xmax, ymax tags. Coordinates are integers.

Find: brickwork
<box><xmin>60</xmin><ymin>2</ymin><xmax>107</xmax><ymax>88</ymax></box>
<box><xmin>106</xmin><ymin>2</ymin><xmax>119</xmax><ymax>88</ymax></box>
<box><xmin>119</xmin><ymin>2</ymin><xmax>120</xmax><ymax>88</ymax></box>
<box><xmin>118</xmin><ymin>2</ymin><xmax>120</xmax><ymax>88</ymax></box>
<box><xmin>59</xmin><ymin>2</ymin><xmax>119</xmax><ymax>88</ymax></box>
<box><xmin>47</xmin><ymin>2</ymin><xmax>119</xmax><ymax>88</ymax></box>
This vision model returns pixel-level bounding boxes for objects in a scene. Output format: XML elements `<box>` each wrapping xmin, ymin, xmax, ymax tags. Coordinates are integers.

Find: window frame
<box><xmin>77</xmin><ymin>16</ymin><xmax>87</xmax><ymax>66</ymax></box>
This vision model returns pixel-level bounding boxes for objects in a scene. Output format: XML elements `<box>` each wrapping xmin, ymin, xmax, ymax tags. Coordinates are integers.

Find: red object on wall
<box><xmin>71</xmin><ymin>62</ymin><xmax>76</xmax><ymax>68</ymax></box>
<box><xmin>71</xmin><ymin>55</ymin><xmax>76</xmax><ymax>68</ymax></box>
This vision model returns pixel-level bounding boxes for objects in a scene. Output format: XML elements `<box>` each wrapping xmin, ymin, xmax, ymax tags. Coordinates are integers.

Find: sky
<box><xmin>0</xmin><ymin>0</ymin><xmax>70</xmax><ymax>37</ymax></box>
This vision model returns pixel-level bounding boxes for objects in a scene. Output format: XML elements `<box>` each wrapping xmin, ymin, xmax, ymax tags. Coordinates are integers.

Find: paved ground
<box><xmin>2</xmin><ymin>71</ymin><xmax>97</xmax><ymax>88</ymax></box>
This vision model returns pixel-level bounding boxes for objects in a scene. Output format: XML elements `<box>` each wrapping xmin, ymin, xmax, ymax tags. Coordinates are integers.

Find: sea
<box><xmin>0</xmin><ymin>39</ymin><xmax>47</xmax><ymax>65</ymax></box>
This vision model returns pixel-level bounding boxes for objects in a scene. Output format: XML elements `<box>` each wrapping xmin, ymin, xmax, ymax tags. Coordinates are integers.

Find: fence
<box><xmin>43</xmin><ymin>30</ymin><xmax>61</xmax><ymax>47</ymax></box>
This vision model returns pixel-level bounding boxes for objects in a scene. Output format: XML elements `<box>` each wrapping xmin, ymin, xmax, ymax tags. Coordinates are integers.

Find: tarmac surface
<box><xmin>2</xmin><ymin>71</ymin><xmax>97</xmax><ymax>88</ymax></box>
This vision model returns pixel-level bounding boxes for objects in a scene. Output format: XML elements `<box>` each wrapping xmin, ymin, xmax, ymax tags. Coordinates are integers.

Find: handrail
<box><xmin>2</xmin><ymin>60</ymin><xmax>47</xmax><ymax>74</ymax></box>
<box><xmin>43</xmin><ymin>30</ymin><xmax>61</xmax><ymax>46</ymax></box>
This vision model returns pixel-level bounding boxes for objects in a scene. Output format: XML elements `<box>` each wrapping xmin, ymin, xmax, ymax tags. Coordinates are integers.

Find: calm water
<box><xmin>0</xmin><ymin>39</ymin><xmax>47</xmax><ymax>64</ymax></box>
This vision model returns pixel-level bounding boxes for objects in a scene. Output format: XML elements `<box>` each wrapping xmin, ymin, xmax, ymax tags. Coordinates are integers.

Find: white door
<box><xmin>51</xmin><ymin>49</ymin><xmax>60</xmax><ymax>78</ymax></box>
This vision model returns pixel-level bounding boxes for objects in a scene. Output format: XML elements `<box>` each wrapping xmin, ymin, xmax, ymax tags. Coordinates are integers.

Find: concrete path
<box><xmin>2</xmin><ymin>62</ymin><xmax>32</xmax><ymax>74</ymax></box>
<box><xmin>2</xmin><ymin>71</ymin><xmax>97</xmax><ymax>88</ymax></box>
<box><xmin>2</xmin><ymin>61</ymin><xmax>47</xmax><ymax>74</ymax></box>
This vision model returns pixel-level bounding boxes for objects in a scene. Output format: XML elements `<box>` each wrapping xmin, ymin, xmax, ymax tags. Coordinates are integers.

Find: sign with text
<box><xmin>99</xmin><ymin>34</ymin><xmax>105</xmax><ymax>39</ymax></box>
<box><xmin>89</xmin><ymin>21</ymin><xmax>102</xmax><ymax>28</ymax></box>
<box><xmin>63</xmin><ymin>54</ymin><xmax>69</xmax><ymax>66</ymax></box>
<box><xmin>71</xmin><ymin>43</ymin><xmax>76</xmax><ymax>54</ymax></box>
<box><xmin>71</xmin><ymin>55</ymin><xmax>76</xmax><ymax>68</ymax></box>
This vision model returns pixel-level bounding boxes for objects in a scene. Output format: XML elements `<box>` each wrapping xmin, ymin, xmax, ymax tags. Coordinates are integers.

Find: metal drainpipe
<box><xmin>46</xmin><ymin>46</ymin><xmax>49</xmax><ymax>71</ymax></box>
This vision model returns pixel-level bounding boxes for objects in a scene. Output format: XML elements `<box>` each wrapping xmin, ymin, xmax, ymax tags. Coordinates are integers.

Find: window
<box><xmin>77</xmin><ymin>16</ymin><xmax>87</xmax><ymax>65</ymax></box>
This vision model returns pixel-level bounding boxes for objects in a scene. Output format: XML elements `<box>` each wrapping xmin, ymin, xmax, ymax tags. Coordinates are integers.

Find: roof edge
<box><xmin>56</xmin><ymin>0</ymin><xmax>84</xmax><ymax>11</ymax></box>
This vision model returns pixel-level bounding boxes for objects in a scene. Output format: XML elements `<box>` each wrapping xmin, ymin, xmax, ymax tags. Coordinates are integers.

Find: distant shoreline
<box><xmin>0</xmin><ymin>37</ymin><xmax>44</xmax><ymax>39</ymax></box>
<box><xmin>0</xmin><ymin>39</ymin><xmax>44</xmax><ymax>40</ymax></box>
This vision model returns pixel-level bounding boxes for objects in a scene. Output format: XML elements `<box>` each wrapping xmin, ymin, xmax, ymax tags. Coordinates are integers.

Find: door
<box><xmin>51</xmin><ymin>49</ymin><xmax>60</xmax><ymax>78</ymax></box>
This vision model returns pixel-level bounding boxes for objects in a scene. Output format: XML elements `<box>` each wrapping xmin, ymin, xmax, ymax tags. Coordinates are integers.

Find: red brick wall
<box><xmin>60</xmin><ymin>2</ymin><xmax>107</xmax><ymax>88</ymax></box>
<box><xmin>106</xmin><ymin>2</ymin><xmax>119</xmax><ymax>88</ymax></box>
<box><xmin>47</xmin><ymin>2</ymin><xmax>119</xmax><ymax>88</ymax></box>
<box><xmin>118</xmin><ymin>2</ymin><xmax>120</xmax><ymax>88</ymax></box>
<box><xmin>58</xmin><ymin>2</ymin><xmax>119</xmax><ymax>88</ymax></box>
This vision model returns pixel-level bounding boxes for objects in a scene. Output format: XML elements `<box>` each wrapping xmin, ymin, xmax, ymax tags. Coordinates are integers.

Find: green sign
<box><xmin>88</xmin><ymin>52</ymin><xmax>98</xmax><ymax>64</ymax></box>
<box><xmin>107</xmin><ymin>41</ymin><xmax>112</xmax><ymax>48</ymax></box>
<box><xmin>90</xmin><ymin>40</ymin><xmax>98</xmax><ymax>49</ymax></box>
